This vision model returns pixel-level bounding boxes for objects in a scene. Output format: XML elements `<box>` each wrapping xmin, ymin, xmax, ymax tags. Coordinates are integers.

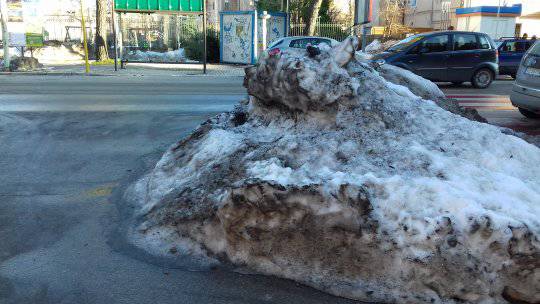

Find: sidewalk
<box><xmin>1</xmin><ymin>61</ymin><xmax>248</xmax><ymax>77</ymax></box>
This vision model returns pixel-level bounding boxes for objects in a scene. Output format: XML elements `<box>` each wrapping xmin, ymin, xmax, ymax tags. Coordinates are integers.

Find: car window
<box><xmin>416</xmin><ymin>35</ymin><xmax>449</xmax><ymax>53</ymax></box>
<box><xmin>454</xmin><ymin>34</ymin><xmax>478</xmax><ymax>51</ymax></box>
<box><xmin>289</xmin><ymin>38</ymin><xmax>327</xmax><ymax>49</ymax></box>
<box><xmin>387</xmin><ymin>35</ymin><xmax>424</xmax><ymax>52</ymax></box>
<box><xmin>316</xmin><ymin>39</ymin><xmax>332</xmax><ymax>47</ymax></box>
<box><xmin>515</xmin><ymin>41</ymin><xmax>529</xmax><ymax>52</ymax></box>
<box><xmin>529</xmin><ymin>41</ymin><xmax>540</xmax><ymax>55</ymax></box>
<box><xmin>478</xmin><ymin>35</ymin><xmax>491</xmax><ymax>49</ymax></box>
<box><xmin>501</xmin><ymin>41</ymin><xmax>514</xmax><ymax>52</ymax></box>
<box><xmin>501</xmin><ymin>41</ymin><xmax>532</xmax><ymax>52</ymax></box>
<box><xmin>268</xmin><ymin>38</ymin><xmax>284</xmax><ymax>49</ymax></box>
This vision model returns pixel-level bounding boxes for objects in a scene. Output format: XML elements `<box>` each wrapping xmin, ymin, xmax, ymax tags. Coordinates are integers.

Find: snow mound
<box><xmin>124</xmin><ymin>49</ymin><xmax>186</xmax><ymax>63</ymax></box>
<box><xmin>33</xmin><ymin>44</ymin><xmax>84</xmax><ymax>64</ymax></box>
<box><xmin>128</xmin><ymin>37</ymin><xmax>540</xmax><ymax>304</ymax></box>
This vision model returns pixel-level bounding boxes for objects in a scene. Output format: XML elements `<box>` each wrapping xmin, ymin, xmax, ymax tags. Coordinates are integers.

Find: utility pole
<box><xmin>80</xmin><ymin>0</ymin><xmax>90</xmax><ymax>74</ymax></box>
<box><xmin>202</xmin><ymin>0</ymin><xmax>207</xmax><ymax>74</ymax></box>
<box><xmin>494</xmin><ymin>0</ymin><xmax>501</xmax><ymax>39</ymax></box>
<box><xmin>0</xmin><ymin>0</ymin><xmax>10</xmax><ymax>70</ymax></box>
<box><xmin>111</xmin><ymin>0</ymin><xmax>118</xmax><ymax>71</ymax></box>
<box><xmin>261</xmin><ymin>11</ymin><xmax>270</xmax><ymax>50</ymax></box>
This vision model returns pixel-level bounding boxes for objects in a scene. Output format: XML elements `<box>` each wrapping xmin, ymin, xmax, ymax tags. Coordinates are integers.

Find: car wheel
<box><xmin>518</xmin><ymin>107</ymin><xmax>540</xmax><ymax>119</ymax></box>
<box><xmin>451</xmin><ymin>81</ymin><xmax>464</xmax><ymax>86</ymax></box>
<box><xmin>471</xmin><ymin>68</ymin><xmax>494</xmax><ymax>89</ymax></box>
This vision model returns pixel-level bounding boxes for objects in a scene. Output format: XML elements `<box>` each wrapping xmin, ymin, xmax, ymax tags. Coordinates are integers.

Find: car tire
<box><xmin>451</xmin><ymin>81</ymin><xmax>464</xmax><ymax>86</ymax></box>
<box><xmin>518</xmin><ymin>107</ymin><xmax>540</xmax><ymax>119</ymax></box>
<box><xmin>471</xmin><ymin>68</ymin><xmax>494</xmax><ymax>89</ymax></box>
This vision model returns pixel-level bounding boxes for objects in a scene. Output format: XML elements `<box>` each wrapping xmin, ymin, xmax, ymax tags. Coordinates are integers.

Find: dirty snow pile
<box><xmin>364</xmin><ymin>39</ymin><xmax>399</xmax><ymax>54</ymax></box>
<box><xmin>124</xmin><ymin>49</ymin><xmax>186</xmax><ymax>63</ymax></box>
<box><xmin>33</xmin><ymin>44</ymin><xmax>85</xmax><ymax>64</ymax></box>
<box><xmin>126</xmin><ymin>37</ymin><xmax>540</xmax><ymax>304</ymax></box>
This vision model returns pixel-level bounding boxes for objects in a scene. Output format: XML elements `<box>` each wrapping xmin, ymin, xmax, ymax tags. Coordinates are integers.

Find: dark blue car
<box><xmin>372</xmin><ymin>31</ymin><xmax>498</xmax><ymax>88</ymax></box>
<box><xmin>496</xmin><ymin>38</ymin><xmax>535</xmax><ymax>78</ymax></box>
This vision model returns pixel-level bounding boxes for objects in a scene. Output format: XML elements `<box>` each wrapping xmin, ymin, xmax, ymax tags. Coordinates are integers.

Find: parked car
<box><xmin>266</xmin><ymin>36</ymin><xmax>339</xmax><ymax>55</ymax></box>
<box><xmin>510</xmin><ymin>41</ymin><xmax>540</xmax><ymax>118</ymax></box>
<box><xmin>496</xmin><ymin>37</ymin><xmax>535</xmax><ymax>78</ymax></box>
<box><xmin>372</xmin><ymin>31</ymin><xmax>498</xmax><ymax>88</ymax></box>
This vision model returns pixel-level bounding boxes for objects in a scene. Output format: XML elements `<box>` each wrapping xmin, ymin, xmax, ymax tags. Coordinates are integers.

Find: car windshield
<box><xmin>268</xmin><ymin>38</ymin><xmax>284</xmax><ymax>49</ymax></box>
<box><xmin>529</xmin><ymin>41</ymin><xmax>540</xmax><ymax>55</ymax></box>
<box><xmin>387</xmin><ymin>35</ymin><xmax>424</xmax><ymax>52</ymax></box>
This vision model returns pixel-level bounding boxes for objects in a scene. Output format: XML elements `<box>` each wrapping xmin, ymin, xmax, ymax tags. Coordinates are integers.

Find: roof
<box><xmin>414</xmin><ymin>31</ymin><xmax>490</xmax><ymax>36</ymax></box>
<box><xmin>456</xmin><ymin>4</ymin><xmax>522</xmax><ymax>17</ymax></box>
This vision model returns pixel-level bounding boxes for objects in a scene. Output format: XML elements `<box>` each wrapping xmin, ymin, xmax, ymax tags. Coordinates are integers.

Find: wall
<box><xmin>404</xmin><ymin>0</ymin><xmax>460</xmax><ymax>30</ymax></box>
<box><xmin>457</xmin><ymin>15</ymin><xmax>515</xmax><ymax>38</ymax></box>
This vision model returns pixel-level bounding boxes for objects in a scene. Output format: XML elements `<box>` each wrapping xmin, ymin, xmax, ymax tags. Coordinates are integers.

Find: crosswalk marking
<box><xmin>446</xmin><ymin>94</ymin><xmax>515</xmax><ymax>110</ymax></box>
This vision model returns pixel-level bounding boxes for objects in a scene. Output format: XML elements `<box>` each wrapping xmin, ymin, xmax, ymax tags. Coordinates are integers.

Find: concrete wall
<box><xmin>404</xmin><ymin>0</ymin><xmax>460</xmax><ymax>30</ymax></box>
<box><xmin>457</xmin><ymin>15</ymin><xmax>515</xmax><ymax>38</ymax></box>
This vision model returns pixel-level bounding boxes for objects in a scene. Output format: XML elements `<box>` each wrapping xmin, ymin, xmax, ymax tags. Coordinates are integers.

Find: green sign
<box><xmin>115</xmin><ymin>0</ymin><xmax>203</xmax><ymax>12</ymax></box>
<box><xmin>25</xmin><ymin>33</ymin><xmax>44</xmax><ymax>47</ymax></box>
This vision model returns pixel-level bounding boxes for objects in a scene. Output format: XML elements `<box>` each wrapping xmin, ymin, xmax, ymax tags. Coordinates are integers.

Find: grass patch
<box><xmin>91</xmin><ymin>59</ymin><xmax>116</xmax><ymax>66</ymax></box>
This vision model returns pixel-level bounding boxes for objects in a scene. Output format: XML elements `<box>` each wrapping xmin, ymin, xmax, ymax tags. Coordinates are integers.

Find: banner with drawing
<box><xmin>220</xmin><ymin>11</ymin><xmax>287</xmax><ymax>64</ymax></box>
<box><xmin>6</xmin><ymin>0</ymin><xmax>44</xmax><ymax>47</ymax></box>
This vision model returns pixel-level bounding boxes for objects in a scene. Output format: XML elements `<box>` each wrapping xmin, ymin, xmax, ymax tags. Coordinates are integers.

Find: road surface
<box><xmin>0</xmin><ymin>75</ymin><xmax>360</xmax><ymax>304</ymax></box>
<box><xmin>439</xmin><ymin>79</ymin><xmax>540</xmax><ymax>136</ymax></box>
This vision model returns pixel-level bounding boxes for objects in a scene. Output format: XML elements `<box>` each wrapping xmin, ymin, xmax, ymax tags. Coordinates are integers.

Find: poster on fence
<box><xmin>257</xmin><ymin>12</ymin><xmax>287</xmax><ymax>54</ymax></box>
<box><xmin>6</xmin><ymin>0</ymin><xmax>44</xmax><ymax>47</ymax></box>
<box><xmin>220</xmin><ymin>11</ymin><xmax>256</xmax><ymax>64</ymax></box>
<box><xmin>220</xmin><ymin>11</ymin><xmax>287</xmax><ymax>64</ymax></box>
<box><xmin>7</xmin><ymin>0</ymin><xmax>23</xmax><ymax>22</ymax></box>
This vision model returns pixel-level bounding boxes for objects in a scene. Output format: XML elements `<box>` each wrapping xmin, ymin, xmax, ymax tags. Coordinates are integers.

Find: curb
<box><xmin>0</xmin><ymin>71</ymin><xmax>115</xmax><ymax>76</ymax></box>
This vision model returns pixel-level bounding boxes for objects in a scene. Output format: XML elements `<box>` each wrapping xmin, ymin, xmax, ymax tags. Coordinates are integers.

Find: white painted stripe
<box><xmin>459</xmin><ymin>103</ymin><xmax>515</xmax><ymax>107</ymax></box>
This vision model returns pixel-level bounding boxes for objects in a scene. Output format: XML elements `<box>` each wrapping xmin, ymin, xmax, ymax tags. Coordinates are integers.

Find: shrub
<box><xmin>180</xmin><ymin>24</ymin><xmax>220</xmax><ymax>63</ymax></box>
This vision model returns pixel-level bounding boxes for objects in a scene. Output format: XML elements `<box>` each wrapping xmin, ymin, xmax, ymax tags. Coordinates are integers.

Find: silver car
<box><xmin>510</xmin><ymin>41</ymin><xmax>540</xmax><ymax>118</ymax></box>
<box><xmin>266</xmin><ymin>36</ymin><xmax>339</xmax><ymax>55</ymax></box>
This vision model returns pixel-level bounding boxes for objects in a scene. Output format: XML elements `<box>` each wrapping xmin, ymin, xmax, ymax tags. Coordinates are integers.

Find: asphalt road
<box><xmin>0</xmin><ymin>75</ymin><xmax>361</xmax><ymax>304</ymax></box>
<box><xmin>0</xmin><ymin>75</ymin><xmax>538</xmax><ymax>304</ymax></box>
<box><xmin>439</xmin><ymin>78</ymin><xmax>540</xmax><ymax>136</ymax></box>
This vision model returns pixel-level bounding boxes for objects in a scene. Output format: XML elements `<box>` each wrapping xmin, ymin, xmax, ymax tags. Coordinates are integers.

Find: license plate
<box><xmin>525</xmin><ymin>67</ymin><xmax>540</xmax><ymax>77</ymax></box>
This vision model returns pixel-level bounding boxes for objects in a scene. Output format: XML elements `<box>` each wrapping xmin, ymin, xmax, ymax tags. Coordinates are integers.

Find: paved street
<box><xmin>0</xmin><ymin>75</ymin><xmax>359</xmax><ymax>304</ymax></box>
<box><xmin>439</xmin><ymin>79</ymin><xmax>540</xmax><ymax>136</ymax></box>
<box><xmin>0</xmin><ymin>74</ymin><xmax>538</xmax><ymax>304</ymax></box>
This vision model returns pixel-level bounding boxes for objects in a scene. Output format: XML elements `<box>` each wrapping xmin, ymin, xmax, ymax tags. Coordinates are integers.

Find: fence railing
<box><xmin>289</xmin><ymin>22</ymin><xmax>354</xmax><ymax>41</ymax></box>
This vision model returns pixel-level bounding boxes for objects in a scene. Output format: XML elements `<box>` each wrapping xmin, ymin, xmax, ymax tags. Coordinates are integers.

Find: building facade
<box><xmin>405</xmin><ymin>0</ymin><xmax>462</xmax><ymax>31</ymax></box>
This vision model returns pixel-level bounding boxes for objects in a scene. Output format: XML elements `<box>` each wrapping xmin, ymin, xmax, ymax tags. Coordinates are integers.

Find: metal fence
<box><xmin>118</xmin><ymin>13</ymin><xmax>219</xmax><ymax>63</ymax></box>
<box><xmin>43</xmin><ymin>14</ymin><xmax>96</xmax><ymax>42</ymax></box>
<box><xmin>289</xmin><ymin>22</ymin><xmax>354</xmax><ymax>41</ymax></box>
<box><xmin>19</xmin><ymin>13</ymin><xmax>404</xmax><ymax>63</ymax></box>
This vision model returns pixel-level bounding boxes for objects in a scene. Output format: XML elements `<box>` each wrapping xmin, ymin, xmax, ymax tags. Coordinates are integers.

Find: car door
<box><xmin>447</xmin><ymin>33</ymin><xmax>484</xmax><ymax>81</ymax></box>
<box><xmin>499</xmin><ymin>40</ymin><xmax>527</xmax><ymax>75</ymax></box>
<box><xmin>396</xmin><ymin>34</ymin><xmax>450</xmax><ymax>81</ymax></box>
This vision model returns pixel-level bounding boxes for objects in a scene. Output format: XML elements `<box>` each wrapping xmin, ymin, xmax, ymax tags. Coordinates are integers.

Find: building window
<box><xmin>409</xmin><ymin>0</ymin><xmax>416</xmax><ymax>7</ymax></box>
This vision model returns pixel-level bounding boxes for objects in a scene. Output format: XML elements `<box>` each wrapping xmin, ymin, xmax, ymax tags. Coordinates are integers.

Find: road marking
<box><xmin>446</xmin><ymin>94</ymin><xmax>515</xmax><ymax>110</ymax></box>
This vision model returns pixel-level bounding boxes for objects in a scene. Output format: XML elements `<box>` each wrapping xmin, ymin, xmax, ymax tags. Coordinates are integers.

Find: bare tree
<box><xmin>303</xmin><ymin>0</ymin><xmax>323</xmax><ymax>36</ymax></box>
<box><xmin>380</xmin><ymin>0</ymin><xmax>408</xmax><ymax>37</ymax></box>
<box><xmin>95</xmin><ymin>0</ymin><xmax>109</xmax><ymax>61</ymax></box>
